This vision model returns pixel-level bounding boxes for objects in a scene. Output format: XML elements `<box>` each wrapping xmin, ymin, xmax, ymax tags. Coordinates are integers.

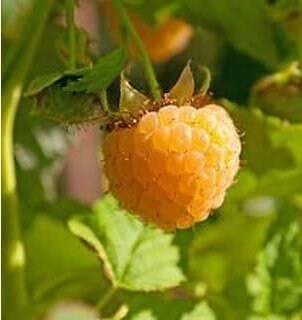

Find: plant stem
<box><xmin>112</xmin><ymin>0</ymin><xmax>162</xmax><ymax>101</ymax></box>
<box><xmin>96</xmin><ymin>286</ymin><xmax>117</xmax><ymax>311</ymax></box>
<box><xmin>66</xmin><ymin>0</ymin><xmax>76</xmax><ymax>70</ymax></box>
<box><xmin>2</xmin><ymin>0</ymin><xmax>54</xmax><ymax>318</ymax></box>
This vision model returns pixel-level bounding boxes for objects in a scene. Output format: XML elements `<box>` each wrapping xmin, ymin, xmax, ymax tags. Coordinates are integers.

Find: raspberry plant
<box><xmin>2</xmin><ymin>0</ymin><xmax>302</xmax><ymax>320</ymax></box>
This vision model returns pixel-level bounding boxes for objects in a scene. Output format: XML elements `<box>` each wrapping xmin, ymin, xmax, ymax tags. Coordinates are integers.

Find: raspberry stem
<box><xmin>2</xmin><ymin>1</ymin><xmax>55</xmax><ymax>318</ymax></box>
<box><xmin>112</xmin><ymin>0</ymin><xmax>162</xmax><ymax>101</ymax></box>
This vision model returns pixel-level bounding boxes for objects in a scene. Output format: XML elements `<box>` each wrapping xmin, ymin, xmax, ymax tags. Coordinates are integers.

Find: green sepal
<box><xmin>119</xmin><ymin>73</ymin><xmax>150</xmax><ymax>117</ymax></box>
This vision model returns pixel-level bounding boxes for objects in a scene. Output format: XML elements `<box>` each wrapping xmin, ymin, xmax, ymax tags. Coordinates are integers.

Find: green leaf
<box><xmin>65</xmin><ymin>49</ymin><xmax>126</xmax><ymax>94</ymax></box>
<box><xmin>247</xmin><ymin>206</ymin><xmax>302</xmax><ymax>317</ymax></box>
<box><xmin>229</xmin><ymin>168</ymin><xmax>302</xmax><ymax>208</ymax></box>
<box><xmin>187</xmin><ymin>169</ymin><xmax>276</xmax><ymax>319</ymax></box>
<box><xmin>25</xmin><ymin>68</ymin><xmax>87</xmax><ymax>96</ymax></box>
<box><xmin>250</xmin><ymin>168</ymin><xmax>302</xmax><ymax>198</ymax></box>
<box><xmin>223</xmin><ymin>100</ymin><xmax>302</xmax><ymax>175</ymax></box>
<box><xmin>183</xmin><ymin>0</ymin><xmax>284</xmax><ymax>68</ymax></box>
<box><xmin>124</xmin><ymin>291</ymin><xmax>203</xmax><ymax>320</ymax></box>
<box><xmin>68</xmin><ymin>194</ymin><xmax>185</xmax><ymax>292</ymax></box>
<box><xmin>25</xmin><ymin>215</ymin><xmax>102</xmax><ymax>302</ymax></box>
<box><xmin>25</xmin><ymin>72</ymin><xmax>65</xmax><ymax>96</ymax></box>
<box><xmin>24</xmin><ymin>67</ymin><xmax>105</xmax><ymax>126</ymax></box>
<box><xmin>181</xmin><ymin>302</ymin><xmax>216</xmax><ymax>320</ymax></box>
<box><xmin>131</xmin><ymin>310</ymin><xmax>157</xmax><ymax>320</ymax></box>
<box><xmin>189</xmin><ymin>205</ymin><xmax>272</xmax><ymax>293</ymax></box>
<box><xmin>25</xmin><ymin>49</ymin><xmax>125</xmax><ymax>125</ymax></box>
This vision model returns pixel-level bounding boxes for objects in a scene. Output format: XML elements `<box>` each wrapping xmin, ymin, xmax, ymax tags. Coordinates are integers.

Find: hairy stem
<box><xmin>112</xmin><ymin>0</ymin><xmax>162</xmax><ymax>101</ymax></box>
<box><xmin>66</xmin><ymin>0</ymin><xmax>76</xmax><ymax>70</ymax></box>
<box><xmin>2</xmin><ymin>0</ymin><xmax>54</xmax><ymax>318</ymax></box>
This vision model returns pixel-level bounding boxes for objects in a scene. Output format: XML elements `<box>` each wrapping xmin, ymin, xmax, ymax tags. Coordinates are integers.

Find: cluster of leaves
<box><xmin>25</xmin><ymin>49</ymin><xmax>126</xmax><ymax>125</ymax></box>
<box><xmin>3</xmin><ymin>0</ymin><xmax>302</xmax><ymax>319</ymax></box>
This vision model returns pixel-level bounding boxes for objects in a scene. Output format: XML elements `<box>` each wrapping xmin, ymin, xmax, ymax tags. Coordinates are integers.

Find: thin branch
<box><xmin>112</xmin><ymin>0</ymin><xmax>162</xmax><ymax>101</ymax></box>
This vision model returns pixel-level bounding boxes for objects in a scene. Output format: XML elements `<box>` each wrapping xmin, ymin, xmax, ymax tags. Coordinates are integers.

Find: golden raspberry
<box><xmin>103</xmin><ymin>103</ymin><xmax>241</xmax><ymax>230</ymax></box>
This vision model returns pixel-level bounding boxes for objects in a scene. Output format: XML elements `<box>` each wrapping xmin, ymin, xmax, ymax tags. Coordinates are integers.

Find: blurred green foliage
<box><xmin>2</xmin><ymin>0</ymin><xmax>302</xmax><ymax>319</ymax></box>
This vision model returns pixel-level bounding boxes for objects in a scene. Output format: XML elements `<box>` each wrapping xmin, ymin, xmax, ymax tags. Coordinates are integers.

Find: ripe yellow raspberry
<box><xmin>103</xmin><ymin>103</ymin><xmax>241</xmax><ymax>230</ymax></box>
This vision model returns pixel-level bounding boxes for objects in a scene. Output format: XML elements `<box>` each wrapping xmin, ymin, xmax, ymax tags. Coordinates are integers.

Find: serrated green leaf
<box><xmin>247</xmin><ymin>206</ymin><xmax>302</xmax><ymax>317</ymax></box>
<box><xmin>65</xmin><ymin>49</ymin><xmax>126</xmax><ymax>94</ymax></box>
<box><xmin>181</xmin><ymin>302</ymin><xmax>216</xmax><ymax>320</ymax></box>
<box><xmin>223</xmin><ymin>100</ymin><xmax>302</xmax><ymax>175</ymax></box>
<box><xmin>68</xmin><ymin>194</ymin><xmax>185</xmax><ymax>292</ymax></box>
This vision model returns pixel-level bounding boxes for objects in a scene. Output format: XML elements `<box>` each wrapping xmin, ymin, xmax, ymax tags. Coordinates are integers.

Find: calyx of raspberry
<box><xmin>109</xmin><ymin>62</ymin><xmax>213</xmax><ymax>129</ymax></box>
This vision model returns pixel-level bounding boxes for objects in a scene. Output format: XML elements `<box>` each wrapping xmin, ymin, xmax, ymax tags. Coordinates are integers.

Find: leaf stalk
<box><xmin>112</xmin><ymin>0</ymin><xmax>162</xmax><ymax>101</ymax></box>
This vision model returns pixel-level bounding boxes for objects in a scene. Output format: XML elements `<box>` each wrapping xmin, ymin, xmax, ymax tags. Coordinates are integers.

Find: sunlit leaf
<box><xmin>181</xmin><ymin>302</ymin><xmax>216</xmax><ymax>320</ymax></box>
<box><xmin>68</xmin><ymin>194</ymin><xmax>185</xmax><ymax>291</ymax></box>
<box><xmin>131</xmin><ymin>310</ymin><xmax>157</xmax><ymax>320</ymax></box>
